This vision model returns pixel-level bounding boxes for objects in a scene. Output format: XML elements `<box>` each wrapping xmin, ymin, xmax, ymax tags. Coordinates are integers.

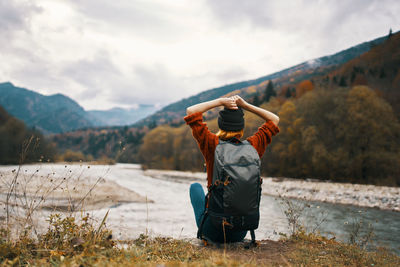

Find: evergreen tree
<box><xmin>285</xmin><ymin>88</ymin><xmax>292</xmax><ymax>98</ymax></box>
<box><xmin>148</xmin><ymin>120</ymin><xmax>157</xmax><ymax>129</ymax></box>
<box><xmin>291</xmin><ymin>87</ymin><xmax>296</xmax><ymax>97</ymax></box>
<box><xmin>351</xmin><ymin>71</ymin><xmax>356</xmax><ymax>83</ymax></box>
<box><xmin>339</xmin><ymin>76</ymin><xmax>347</xmax><ymax>87</ymax></box>
<box><xmin>265</xmin><ymin>80</ymin><xmax>276</xmax><ymax>102</ymax></box>
<box><xmin>379</xmin><ymin>68</ymin><xmax>386</xmax><ymax>78</ymax></box>
<box><xmin>252</xmin><ymin>94</ymin><xmax>260</xmax><ymax>106</ymax></box>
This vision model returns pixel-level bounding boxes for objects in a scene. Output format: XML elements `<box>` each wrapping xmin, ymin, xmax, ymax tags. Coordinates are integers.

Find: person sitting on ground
<box><xmin>184</xmin><ymin>95</ymin><xmax>280</xmax><ymax>243</ymax></box>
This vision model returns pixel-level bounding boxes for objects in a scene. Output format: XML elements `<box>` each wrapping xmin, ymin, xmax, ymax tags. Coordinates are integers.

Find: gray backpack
<box><xmin>198</xmin><ymin>138</ymin><xmax>262</xmax><ymax>245</ymax></box>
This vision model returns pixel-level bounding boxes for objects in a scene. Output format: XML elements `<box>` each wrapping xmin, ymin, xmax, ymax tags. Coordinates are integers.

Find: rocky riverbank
<box><xmin>262</xmin><ymin>177</ymin><xmax>400</xmax><ymax>212</ymax></box>
<box><xmin>143</xmin><ymin>169</ymin><xmax>400</xmax><ymax>212</ymax></box>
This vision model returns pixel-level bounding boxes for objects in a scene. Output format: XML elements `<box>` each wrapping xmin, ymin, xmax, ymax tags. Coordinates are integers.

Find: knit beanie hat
<box><xmin>218</xmin><ymin>107</ymin><xmax>244</xmax><ymax>131</ymax></box>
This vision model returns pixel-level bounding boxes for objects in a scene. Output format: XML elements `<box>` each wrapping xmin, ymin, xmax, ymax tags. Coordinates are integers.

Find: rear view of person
<box><xmin>184</xmin><ymin>95</ymin><xmax>279</xmax><ymax>244</ymax></box>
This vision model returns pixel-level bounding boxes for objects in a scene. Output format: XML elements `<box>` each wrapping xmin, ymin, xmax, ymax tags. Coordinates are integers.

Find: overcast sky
<box><xmin>1</xmin><ymin>0</ymin><xmax>399</xmax><ymax>110</ymax></box>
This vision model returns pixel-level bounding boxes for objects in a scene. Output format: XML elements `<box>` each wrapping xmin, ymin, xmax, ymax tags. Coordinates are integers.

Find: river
<box><xmin>99</xmin><ymin>164</ymin><xmax>400</xmax><ymax>254</ymax></box>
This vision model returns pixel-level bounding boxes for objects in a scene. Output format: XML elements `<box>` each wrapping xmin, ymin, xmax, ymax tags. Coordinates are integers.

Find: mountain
<box><xmin>88</xmin><ymin>105</ymin><xmax>159</xmax><ymax>127</ymax></box>
<box><xmin>0</xmin><ymin>82</ymin><xmax>95</xmax><ymax>134</ymax></box>
<box><xmin>329</xmin><ymin>31</ymin><xmax>400</xmax><ymax>115</ymax></box>
<box><xmin>0</xmin><ymin>82</ymin><xmax>159</xmax><ymax>133</ymax></box>
<box><xmin>135</xmin><ymin>34</ymin><xmax>388</xmax><ymax>127</ymax></box>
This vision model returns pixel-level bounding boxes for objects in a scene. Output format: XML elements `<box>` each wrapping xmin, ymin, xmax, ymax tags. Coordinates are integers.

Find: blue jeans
<box><xmin>189</xmin><ymin>183</ymin><xmax>247</xmax><ymax>243</ymax></box>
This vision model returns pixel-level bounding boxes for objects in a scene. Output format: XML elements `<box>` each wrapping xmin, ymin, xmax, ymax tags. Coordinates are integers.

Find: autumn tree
<box><xmin>265</xmin><ymin>100</ymin><xmax>305</xmax><ymax>177</ymax></box>
<box><xmin>340</xmin><ymin>86</ymin><xmax>400</xmax><ymax>184</ymax></box>
<box><xmin>138</xmin><ymin>125</ymin><xmax>176</xmax><ymax>169</ymax></box>
<box><xmin>138</xmin><ymin>124</ymin><xmax>205</xmax><ymax>171</ymax></box>
<box><xmin>295</xmin><ymin>80</ymin><xmax>314</xmax><ymax>98</ymax></box>
<box><xmin>352</xmin><ymin>74</ymin><xmax>368</xmax><ymax>86</ymax></box>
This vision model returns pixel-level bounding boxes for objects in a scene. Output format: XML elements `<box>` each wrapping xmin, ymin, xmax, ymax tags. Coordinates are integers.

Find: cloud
<box><xmin>206</xmin><ymin>0</ymin><xmax>400</xmax><ymax>63</ymax></box>
<box><xmin>99</xmin><ymin>63</ymin><xmax>248</xmax><ymax>109</ymax></box>
<box><xmin>205</xmin><ymin>0</ymin><xmax>391</xmax><ymax>30</ymax></box>
<box><xmin>213</xmin><ymin>68</ymin><xmax>249</xmax><ymax>83</ymax></box>
<box><xmin>65</xmin><ymin>0</ymin><xmax>190</xmax><ymax>42</ymax></box>
<box><xmin>205</xmin><ymin>0</ymin><xmax>398</xmax><ymax>40</ymax></box>
<box><xmin>205</xmin><ymin>0</ymin><xmax>273</xmax><ymax>28</ymax></box>
<box><xmin>61</xmin><ymin>51</ymin><xmax>121</xmax><ymax>99</ymax></box>
<box><xmin>109</xmin><ymin>64</ymin><xmax>185</xmax><ymax>106</ymax></box>
<box><xmin>0</xmin><ymin>0</ymin><xmax>42</xmax><ymax>54</ymax></box>
<box><xmin>0</xmin><ymin>1</ymin><xmax>42</xmax><ymax>32</ymax></box>
<box><xmin>1</xmin><ymin>0</ymin><xmax>399</xmax><ymax>111</ymax></box>
<box><xmin>9</xmin><ymin>53</ymin><xmax>58</xmax><ymax>88</ymax></box>
<box><xmin>0</xmin><ymin>1</ymin><xmax>48</xmax><ymax>88</ymax></box>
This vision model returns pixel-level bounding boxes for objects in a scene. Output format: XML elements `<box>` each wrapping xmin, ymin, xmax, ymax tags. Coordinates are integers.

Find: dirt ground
<box><xmin>195</xmin><ymin>239</ymin><xmax>295</xmax><ymax>266</ymax></box>
<box><xmin>224</xmin><ymin>240</ymin><xmax>294</xmax><ymax>265</ymax></box>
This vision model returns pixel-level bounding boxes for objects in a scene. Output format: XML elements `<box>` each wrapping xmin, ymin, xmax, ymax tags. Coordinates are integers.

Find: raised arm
<box><xmin>233</xmin><ymin>95</ymin><xmax>279</xmax><ymax>125</ymax></box>
<box><xmin>186</xmin><ymin>97</ymin><xmax>239</xmax><ymax>115</ymax></box>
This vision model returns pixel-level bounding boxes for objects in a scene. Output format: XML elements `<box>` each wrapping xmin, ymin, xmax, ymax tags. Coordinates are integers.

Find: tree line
<box><xmin>0</xmin><ymin>106</ymin><xmax>56</xmax><ymax>164</ymax></box>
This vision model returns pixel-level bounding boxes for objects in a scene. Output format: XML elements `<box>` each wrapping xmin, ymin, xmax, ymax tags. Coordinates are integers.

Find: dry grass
<box><xmin>1</xmin><ymin>227</ymin><xmax>399</xmax><ymax>266</ymax></box>
<box><xmin>286</xmin><ymin>231</ymin><xmax>400</xmax><ymax>267</ymax></box>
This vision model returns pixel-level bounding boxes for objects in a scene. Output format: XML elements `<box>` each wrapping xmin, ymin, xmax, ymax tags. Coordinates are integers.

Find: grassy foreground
<box><xmin>1</xmin><ymin>216</ymin><xmax>399</xmax><ymax>267</ymax></box>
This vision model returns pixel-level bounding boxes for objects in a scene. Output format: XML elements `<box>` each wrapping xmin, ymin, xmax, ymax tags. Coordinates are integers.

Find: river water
<box><xmin>1</xmin><ymin>163</ymin><xmax>399</xmax><ymax>254</ymax></box>
<box><xmin>95</xmin><ymin>164</ymin><xmax>399</xmax><ymax>254</ymax></box>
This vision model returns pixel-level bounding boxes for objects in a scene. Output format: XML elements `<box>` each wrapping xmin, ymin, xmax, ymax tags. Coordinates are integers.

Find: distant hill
<box><xmin>0</xmin><ymin>82</ymin><xmax>95</xmax><ymax>134</ymax></box>
<box><xmin>88</xmin><ymin>105</ymin><xmax>159</xmax><ymax>127</ymax></box>
<box><xmin>0</xmin><ymin>82</ymin><xmax>159</xmax><ymax>133</ymax></box>
<box><xmin>135</xmin><ymin>34</ymin><xmax>388</xmax><ymax>127</ymax></box>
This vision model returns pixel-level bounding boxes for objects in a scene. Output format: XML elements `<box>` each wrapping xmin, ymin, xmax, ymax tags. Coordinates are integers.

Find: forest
<box><xmin>0</xmin><ymin>106</ymin><xmax>56</xmax><ymax>164</ymax></box>
<box><xmin>139</xmin><ymin>85</ymin><xmax>400</xmax><ymax>186</ymax></box>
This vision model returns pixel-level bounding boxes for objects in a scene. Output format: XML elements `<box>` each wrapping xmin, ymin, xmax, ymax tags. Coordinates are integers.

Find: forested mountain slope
<box><xmin>0</xmin><ymin>82</ymin><xmax>159</xmax><ymax>133</ymax></box>
<box><xmin>135</xmin><ymin>34</ymin><xmax>387</xmax><ymax>127</ymax></box>
<box><xmin>0</xmin><ymin>82</ymin><xmax>95</xmax><ymax>134</ymax></box>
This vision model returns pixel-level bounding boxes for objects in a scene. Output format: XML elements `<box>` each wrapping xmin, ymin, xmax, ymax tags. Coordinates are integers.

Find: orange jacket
<box><xmin>184</xmin><ymin>112</ymin><xmax>280</xmax><ymax>187</ymax></box>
